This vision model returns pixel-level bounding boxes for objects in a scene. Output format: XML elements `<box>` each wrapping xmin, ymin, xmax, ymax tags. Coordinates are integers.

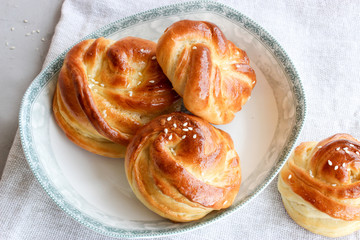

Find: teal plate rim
<box><xmin>19</xmin><ymin>1</ymin><xmax>306</xmax><ymax>238</ymax></box>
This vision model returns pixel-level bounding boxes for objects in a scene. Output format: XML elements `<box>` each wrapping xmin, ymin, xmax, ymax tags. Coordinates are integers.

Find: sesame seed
<box><xmin>357</xmin><ymin>151</ymin><xmax>360</xmax><ymax>155</ymax></box>
<box><xmin>9</xmin><ymin>46</ymin><xmax>15</xmax><ymax>50</ymax></box>
<box><xmin>193</xmin><ymin>134</ymin><xmax>197</xmax><ymax>139</ymax></box>
<box><xmin>288</xmin><ymin>174</ymin><xmax>292</xmax><ymax>179</ymax></box>
<box><xmin>342</xmin><ymin>163</ymin><xmax>346</xmax><ymax>168</ymax></box>
<box><xmin>318</xmin><ymin>146</ymin><xmax>322</xmax><ymax>148</ymax></box>
<box><xmin>164</xmin><ymin>128</ymin><xmax>168</xmax><ymax>134</ymax></box>
<box><xmin>332</xmin><ymin>184</ymin><xmax>336</xmax><ymax>187</ymax></box>
<box><xmin>336</xmin><ymin>147</ymin><xmax>340</xmax><ymax>151</ymax></box>
<box><xmin>41</xmin><ymin>38</ymin><xmax>46</xmax><ymax>42</ymax></box>
<box><xmin>103</xmin><ymin>110</ymin><xmax>107</xmax><ymax>117</ymax></box>
<box><xmin>350</xmin><ymin>144</ymin><xmax>355</xmax><ymax>147</ymax></box>
<box><xmin>25</xmin><ymin>33</ymin><xmax>31</xmax><ymax>36</ymax></box>
<box><xmin>129</xmin><ymin>91</ymin><xmax>133</xmax><ymax>97</ymax></box>
<box><xmin>167</xmin><ymin>116</ymin><xmax>172</xmax><ymax>121</ymax></box>
<box><xmin>183</xmin><ymin>128</ymin><xmax>189</xmax><ymax>132</ymax></box>
<box><xmin>173</xmin><ymin>123</ymin><xmax>177</xmax><ymax>128</ymax></box>
<box><xmin>36</xmin><ymin>29</ymin><xmax>40</xmax><ymax>33</ymax></box>
<box><xmin>309</xmin><ymin>170</ymin><xmax>314</xmax><ymax>178</ymax></box>
<box><xmin>343</xmin><ymin>147</ymin><xmax>349</xmax><ymax>151</ymax></box>
<box><xmin>328</xmin><ymin>160</ymin><xmax>332</xmax><ymax>166</ymax></box>
<box><xmin>183</xmin><ymin>122</ymin><xmax>188</xmax><ymax>126</ymax></box>
<box><xmin>137</xmin><ymin>81</ymin><xmax>141</xmax><ymax>86</ymax></box>
<box><xmin>252</xmin><ymin>81</ymin><xmax>256</xmax><ymax>84</ymax></box>
<box><xmin>192</xmin><ymin>46</ymin><xmax>197</xmax><ymax>50</ymax></box>
<box><xmin>23</xmin><ymin>19</ymin><xmax>28</xmax><ymax>23</ymax></box>
<box><xmin>10</xmin><ymin>27</ymin><xmax>15</xmax><ymax>31</ymax></box>
<box><xmin>224</xmin><ymin>200</ymin><xmax>228</xmax><ymax>205</ymax></box>
<box><xmin>188</xmin><ymin>127</ymin><xmax>193</xmax><ymax>130</ymax></box>
<box><xmin>236</xmin><ymin>51</ymin><xmax>240</xmax><ymax>55</ymax></box>
<box><xmin>138</xmin><ymin>72</ymin><xmax>142</xmax><ymax>76</ymax></box>
<box><xmin>149</xmin><ymin>80</ymin><xmax>155</xmax><ymax>83</ymax></box>
<box><xmin>170</xmin><ymin>148</ymin><xmax>176</xmax><ymax>156</ymax></box>
<box><xmin>334</xmin><ymin>166</ymin><xmax>339</xmax><ymax>170</ymax></box>
<box><xmin>151</xmin><ymin>56</ymin><xmax>156</xmax><ymax>60</ymax></box>
<box><xmin>100</xmin><ymin>83</ymin><xmax>104</xmax><ymax>87</ymax></box>
<box><xmin>32</xmin><ymin>30</ymin><xmax>35</xmax><ymax>33</ymax></box>
<box><xmin>182</xmin><ymin>135</ymin><xmax>186</xmax><ymax>139</ymax></box>
<box><xmin>168</xmin><ymin>134</ymin><xmax>172</xmax><ymax>140</ymax></box>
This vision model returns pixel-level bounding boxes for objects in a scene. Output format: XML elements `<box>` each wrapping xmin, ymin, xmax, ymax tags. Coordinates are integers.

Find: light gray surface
<box><xmin>0</xmin><ymin>0</ymin><xmax>63</xmax><ymax>176</ymax></box>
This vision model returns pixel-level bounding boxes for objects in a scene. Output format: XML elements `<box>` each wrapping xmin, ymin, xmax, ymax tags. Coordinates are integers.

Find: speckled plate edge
<box><xmin>19</xmin><ymin>1</ymin><xmax>306</xmax><ymax>238</ymax></box>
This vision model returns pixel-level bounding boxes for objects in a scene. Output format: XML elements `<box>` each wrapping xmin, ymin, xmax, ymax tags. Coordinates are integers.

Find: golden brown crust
<box><xmin>156</xmin><ymin>20</ymin><xmax>256</xmax><ymax>124</ymax></box>
<box><xmin>53</xmin><ymin>37</ymin><xmax>181</xmax><ymax>157</ymax></box>
<box><xmin>278</xmin><ymin>133</ymin><xmax>360</xmax><ymax>237</ymax></box>
<box><xmin>125</xmin><ymin>112</ymin><xmax>241</xmax><ymax>222</ymax></box>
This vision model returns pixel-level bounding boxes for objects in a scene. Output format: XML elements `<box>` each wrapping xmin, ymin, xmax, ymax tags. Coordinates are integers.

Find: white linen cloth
<box><xmin>1</xmin><ymin>0</ymin><xmax>360</xmax><ymax>239</ymax></box>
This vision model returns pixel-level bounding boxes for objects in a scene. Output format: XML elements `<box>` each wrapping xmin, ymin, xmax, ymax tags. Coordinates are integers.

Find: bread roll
<box><xmin>53</xmin><ymin>37</ymin><xmax>181</xmax><ymax>157</ymax></box>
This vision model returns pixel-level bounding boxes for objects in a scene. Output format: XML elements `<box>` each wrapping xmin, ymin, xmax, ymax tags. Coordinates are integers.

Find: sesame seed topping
<box><xmin>100</xmin><ymin>83</ymin><xmax>104</xmax><ymax>87</ymax></box>
<box><xmin>192</xmin><ymin>46</ymin><xmax>197</xmax><ymax>50</ymax></box>
<box><xmin>357</xmin><ymin>151</ymin><xmax>360</xmax><ymax>155</ymax></box>
<box><xmin>167</xmin><ymin>116</ymin><xmax>172</xmax><ymax>121</ymax></box>
<box><xmin>328</xmin><ymin>160</ymin><xmax>333</xmax><ymax>166</ymax></box>
<box><xmin>336</xmin><ymin>147</ymin><xmax>340</xmax><ymax>151</ymax></box>
<box><xmin>342</xmin><ymin>163</ymin><xmax>346</xmax><ymax>168</ymax></box>
<box><xmin>170</xmin><ymin>148</ymin><xmax>176</xmax><ymax>156</ymax></box>
<box><xmin>309</xmin><ymin>170</ymin><xmax>314</xmax><ymax>178</ymax></box>
<box><xmin>183</xmin><ymin>128</ymin><xmax>189</xmax><ymax>132</ymax></box>
<box><xmin>32</xmin><ymin>30</ymin><xmax>35</xmax><ymax>33</ymax></box>
<box><xmin>103</xmin><ymin>110</ymin><xmax>107</xmax><ymax>117</ymax></box>
<box><xmin>183</xmin><ymin>122</ymin><xmax>188</xmax><ymax>126</ymax></box>
<box><xmin>9</xmin><ymin>46</ymin><xmax>15</xmax><ymax>50</ymax></box>
<box><xmin>188</xmin><ymin>127</ymin><xmax>193</xmax><ymax>130</ymax></box>
<box><xmin>152</xmin><ymin>56</ymin><xmax>156</xmax><ymax>60</ymax></box>
<box><xmin>149</xmin><ymin>80</ymin><xmax>155</xmax><ymax>83</ymax></box>
<box><xmin>138</xmin><ymin>72</ymin><xmax>142</xmax><ymax>76</ymax></box>
<box><xmin>182</xmin><ymin>135</ymin><xmax>186</xmax><ymax>139</ymax></box>
<box><xmin>173</xmin><ymin>123</ymin><xmax>177</xmax><ymax>128</ymax></box>
<box><xmin>350</xmin><ymin>144</ymin><xmax>354</xmax><ymax>147</ymax></box>
<box><xmin>317</xmin><ymin>146</ymin><xmax>322</xmax><ymax>148</ymax></box>
<box><xmin>36</xmin><ymin>29</ymin><xmax>40</xmax><ymax>33</ymax></box>
<box><xmin>41</xmin><ymin>38</ymin><xmax>46</xmax><ymax>42</ymax></box>
<box><xmin>252</xmin><ymin>81</ymin><xmax>256</xmax><ymax>84</ymax></box>
<box><xmin>193</xmin><ymin>134</ymin><xmax>197</xmax><ymax>139</ymax></box>
<box><xmin>164</xmin><ymin>128</ymin><xmax>168</xmax><ymax>134</ymax></box>
<box><xmin>168</xmin><ymin>134</ymin><xmax>172</xmax><ymax>140</ymax></box>
<box><xmin>23</xmin><ymin>19</ymin><xmax>28</xmax><ymax>23</ymax></box>
<box><xmin>10</xmin><ymin>27</ymin><xmax>15</xmax><ymax>31</ymax></box>
<box><xmin>343</xmin><ymin>147</ymin><xmax>349</xmax><ymax>151</ymax></box>
<box><xmin>332</xmin><ymin>184</ymin><xmax>336</xmax><ymax>187</ymax></box>
<box><xmin>25</xmin><ymin>33</ymin><xmax>31</xmax><ymax>36</ymax></box>
<box><xmin>288</xmin><ymin>174</ymin><xmax>292</xmax><ymax>179</ymax></box>
<box><xmin>334</xmin><ymin>166</ymin><xmax>339</xmax><ymax>170</ymax></box>
<box><xmin>129</xmin><ymin>91</ymin><xmax>133</xmax><ymax>97</ymax></box>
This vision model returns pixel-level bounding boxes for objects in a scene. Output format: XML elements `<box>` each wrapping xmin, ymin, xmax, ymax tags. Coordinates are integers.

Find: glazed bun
<box><xmin>125</xmin><ymin>113</ymin><xmax>241</xmax><ymax>222</ymax></box>
<box><xmin>53</xmin><ymin>37</ymin><xmax>181</xmax><ymax>157</ymax></box>
<box><xmin>156</xmin><ymin>20</ymin><xmax>256</xmax><ymax>124</ymax></box>
<box><xmin>278</xmin><ymin>133</ymin><xmax>360</xmax><ymax>237</ymax></box>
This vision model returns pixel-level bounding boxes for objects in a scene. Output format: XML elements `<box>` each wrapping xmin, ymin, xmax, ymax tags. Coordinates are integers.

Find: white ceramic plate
<box><xmin>19</xmin><ymin>1</ymin><xmax>306</xmax><ymax>238</ymax></box>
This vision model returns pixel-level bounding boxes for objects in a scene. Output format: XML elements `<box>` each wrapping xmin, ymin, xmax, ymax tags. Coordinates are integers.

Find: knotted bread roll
<box><xmin>53</xmin><ymin>37</ymin><xmax>181</xmax><ymax>158</ymax></box>
<box><xmin>278</xmin><ymin>133</ymin><xmax>360</xmax><ymax>237</ymax></box>
<box><xmin>156</xmin><ymin>20</ymin><xmax>256</xmax><ymax>124</ymax></box>
<box><xmin>125</xmin><ymin>113</ymin><xmax>241</xmax><ymax>222</ymax></box>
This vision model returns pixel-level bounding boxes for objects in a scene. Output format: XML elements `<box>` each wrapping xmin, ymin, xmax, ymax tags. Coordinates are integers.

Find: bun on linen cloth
<box><xmin>53</xmin><ymin>37</ymin><xmax>181</xmax><ymax>158</ymax></box>
<box><xmin>156</xmin><ymin>20</ymin><xmax>256</xmax><ymax>124</ymax></box>
<box><xmin>125</xmin><ymin>112</ymin><xmax>241</xmax><ymax>222</ymax></box>
<box><xmin>278</xmin><ymin>133</ymin><xmax>360</xmax><ymax>237</ymax></box>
